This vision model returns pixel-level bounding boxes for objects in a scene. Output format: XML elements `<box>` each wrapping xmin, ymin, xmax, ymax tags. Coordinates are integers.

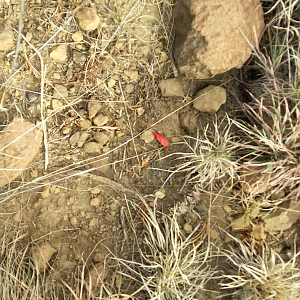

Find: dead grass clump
<box><xmin>0</xmin><ymin>228</ymin><xmax>61</xmax><ymax>299</ymax></box>
<box><xmin>113</xmin><ymin>195</ymin><xmax>216</xmax><ymax>300</ymax></box>
<box><xmin>220</xmin><ymin>234</ymin><xmax>300</xmax><ymax>300</ymax></box>
<box><xmin>234</xmin><ymin>0</ymin><xmax>300</xmax><ymax>202</ymax></box>
<box><xmin>165</xmin><ymin>115</ymin><xmax>238</xmax><ymax>190</ymax></box>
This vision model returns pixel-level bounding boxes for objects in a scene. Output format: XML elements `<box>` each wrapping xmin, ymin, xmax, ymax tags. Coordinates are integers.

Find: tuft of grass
<box><xmin>165</xmin><ymin>115</ymin><xmax>238</xmax><ymax>190</ymax></box>
<box><xmin>113</xmin><ymin>195</ymin><xmax>216</xmax><ymax>300</ymax></box>
<box><xmin>220</xmin><ymin>234</ymin><xmax>300</xmax><ymax>300</ymax></box>
<box><xmin>0</xmin><ymin>228</ymin><xmax>60</xmax><ymax>299</ymax></box>
<box><xmin>233</xmin><ymin>0</ymin><xmax>300</xmax><ymax>201</ymax></box>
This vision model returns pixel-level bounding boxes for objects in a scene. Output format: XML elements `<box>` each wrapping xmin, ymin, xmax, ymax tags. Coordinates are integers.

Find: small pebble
<box><xmin>72</xmin><ymin>31</ymin><xmax>83</xmax><ymax>42</ymax></box>
<box><xmin>183</xmin><ymin>223</ymin><xmax>193</xmax><ymax>234</ymax></box>
<box><xmin>90</xmin><ymin>197</ymin><xmax>100</xmax><ymax>206</ymax></box>
<box><xmin>50</xmin><ymin>44</ymin><xmax>68</xmax><ymax>62</ymax></box>
<box><xmin>70</xmin><ymin>216</ymin><xmax>78</xmax><ymax>226</ymax></box>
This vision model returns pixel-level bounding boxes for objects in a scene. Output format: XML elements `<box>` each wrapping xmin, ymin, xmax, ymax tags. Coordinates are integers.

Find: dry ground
<box><xmin>1</xmin><ymin>0</ymin><xmax>300</xmax><ymax>299</ymax></box>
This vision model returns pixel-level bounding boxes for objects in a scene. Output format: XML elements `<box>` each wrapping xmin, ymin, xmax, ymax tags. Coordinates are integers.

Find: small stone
<box><xmin>53</xmin><ymin>84</ymin><xmax>68</xmax><ymax>99</ymax></box>
<box><xmin>69</xmin><ymin>131</ymin><xmax>90</xmax><ymax>147</ymax></box>
<box><xmin>90</xmin><ymin>197</ymin><xmax>100</xmax><ymax>206</ymax></box>
<box><xmin>90</xmin><ymin>187</ymin><xmax>100</xmax><ymax>194</ymax></box>
<box><xmin>93</xmin><ymin>114</ymin><xmax>108</xmax><ymax>126</ymax></box>
<box><xmin>72</xmin><ymin>31</ymin><xmax>83</xmax><ymax>42</ymax></box>
<box><xmin>93</xmin><ymin>131</ymin><xmax>109</xmax><ymax>146</ymax></box>
<box><xmin>137</xmin><ymin>107</ymin><xmax>145</xmax><ymax>116</ymax></box>
<box><xmin>124</xmin><ymin>70</ymin><xmax>139</xmax><ymax>80</ymax></box>
<box><xmin>252</xmin><ymin>224</ymin><xmax>265</xmax><ymax>241</ymax></box>
<box><xmin>271</xmin><ymin>190</ymin><xmax>285</xmax><ymax>201</ymax></box>
<box><xmin>83</xmin><ymin>142</ymin><xmax>103</xmax><ymax>153</ymax></box>
<box><xmin>240</xmin><ymin>164</ymin><xmax>270</xmax><ymax>194</ymax></box>
<box><xmin>193</xmin><ymin>85</ymin><xmax>226</xmax><ymax>113</ymax></box>
<box><xmin>183</xmin><ymin>223</ymin><xmax>193</xmax><ymax>234</ymax></box>
<box><xmin>62</xmin><ymin>127</ymin><xmax>71</xmax><ymax>135</ymax></box>
<box><xmin>108</xmin><ymin>78</ymin><xmax>116</xmax><ymax>88</ymax></box>
<box><xmin>51</xmin><ymin>99</ymin><xmax>63</xmax><ymax>111</ymax></box>
<box><xmin>26</xmin><ymin>31</ymin><xmax>32</xmax><ymax>42</ymax></box>
<box><xmin>210</xmin><ymin>229</ymin><xmax>219</xmax><ymax>240</ymax></box>
<box><xmin>141</xmin><ymin>130</ymin><xmax>155</xmax><ymax>143</ymax></box>
<box><xmin>125</xmin><ymin>84</ymin><xmax>134</xmax><ymax>93</ymax></box>
<box><xmin>89</xmin><ymin>218</ymin><xmax>98</xmax><ymax>227</ymax></box>
<box><xmin>70</xmin><ymin>216</ymin><xmax>78</xmax><ymax>226</ymax></box>
<box><xmin>75</xmin><ymin>8</ymin><xmax>100</xmax><ymax>31</ymax></box>
<box><xmin>53</xmin><ymin>72</ymin><xmax>61</xmax><ymax>80</ymax></box>
<box><xmin>180</xmin><ymin>111</ymin><xmax>198</xmax><ymax>133</ymax></box>
<box><xmin>223</xmin><ymin>205</ymin><xmax>232</xmax><ymax>213</ymax></box>
<box><xmin>110</xmin><ymin>202</ymin><xmax>118</xmax><ymax>211</ymax></box>
<box><xmin>155</xmin><ymin>188</ymin><xmax>165</xmax><ymax>199</ymax></box>
<box><xmin>31</xmin><ymin>242</ymin><xmax>57</xmax><ymax>272</ymax></box>
<box><xmin>72</xmin><ymin>50</ymin><xmax>87</xmax><ymax>66</ymax></box>
<box><xmin>159</xmin><ymin>78</ymin><xmax>184</xmax><ymax>97</ymax></box>
<box><xmin>50</xmin><ymin>44</ymin><xmax>68</xmax><ymax>62</ymax></box>
<box><xmin>160</xmin><ymin>51</ymin><xmax>168</xmax><ymax>62</ymax></box>
<box><xmin>88</xmin><ymin>101</ymin><xmax>102</xmax><ymax>119</ymax></box>
<box><xmin>30</xmin><ymin>169</ymin><xmax>38</xmax><ymax>178</ymax></box>
<box><xmin>0</xmin><ymin>19</ymin><xmax>14</xmax><ymax>51</ymax></box>
<box><xmin>231</xmin><ymin>213</ymin><xmax>251</xmax><ymax>231</ymax></box>
<box><xmin>41</xmin><ymin>185</ymin><xmax>50</xmax><ymax>198</ymax></box>
<box><xmin>78</xmin><ymin>119</ymin><xmax>91</xmax><ymax>130</ymax></box>
<box><xmin>93</xmin><ymin>253</ymin><xmax>102</xmax><ymax>263</ymax></box>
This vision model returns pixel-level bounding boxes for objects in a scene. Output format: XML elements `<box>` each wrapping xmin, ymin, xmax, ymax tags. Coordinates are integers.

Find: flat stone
<box><xmin>141</xmin><ymin>130</ymin><xmax>155</xmax><ymax>143</ymax></box>
<box><xmin>159</xmin><ymin>78</ymin><xmax>184</xmax><ymax>97</ymax></box>
<box><xmin>31</xmin><ymin>242</ymin><xmax>57</xmax><ymax>272</ymax></box>
<box><xmin>50</xmin><ymin>44</ymin><xmax>68</xmax><ymax>62</ymax></box>
<box><xmin>93</xmin><ymin>131</ymin><xmax>109</xmax><ymax>146</ymax></box>
<box><xmin>69</xmin><ymin>131</ymin><xmax>90</xmax><ymax>147</ymax></box>
<box><xmin>53</xmin><ymin>84</ymin><xmax>68</xmax><ymax>99</ymax></box>
<box><xmin>183</xmin><ymin>223</ymin><xmax>193</xmax><ymax>234</ymax></box>
<box><xmin>88</xmin><ymin>101</ymin><xmax>102</xmax><ymax>119</ymax></box>
<box><xmin>75</xmin><ymin>8</ymin><xmax>100</xmax><ymax>31</ymax></box>
<box><xmin>124</xmin><ymin>70</ymin><xmax>139</xmax><ymax>80</ymax></box>
<box><xmin>72</xmin><ymin>31</ymin><xmax>83</xmax><ymax>42</ymax></box>
<box><xmin>70</xmin><ymin>216</ymin><xmax>78</xmax><ymax>226</ymax></box>
<box><xmin>193</xmin><ymin>85</ymin><xmax>226</xmax><ymax>112</ymax></box>
<box><xmin>89</xmin><ymin>218</ymin><xmax>98</xmax><ymax>227</ymax></box>
<box><xmin>90</xmin><ymin>197</ymin><xmax>100</xmax><ymax>206</ymax></box>
<box><xmin>83</xmin><ymin>142</ymin><xmax>103</xmax><ymax>153</ymax></box>
<box><xmin>78</xmin><ymin>119</ymin><xmax>91</xmax><ymax>130</ymax></box>
<box><xmin>93</xmin><ymin>114</ymin><xmax>108</xmax><ymax>127</ymax></box>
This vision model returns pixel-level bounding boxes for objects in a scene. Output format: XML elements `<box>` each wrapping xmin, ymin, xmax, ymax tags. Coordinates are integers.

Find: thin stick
<box><xmin>12</xmin><ymin>0</ymin><xmax>26</xmax><ymax>70</ymax></box>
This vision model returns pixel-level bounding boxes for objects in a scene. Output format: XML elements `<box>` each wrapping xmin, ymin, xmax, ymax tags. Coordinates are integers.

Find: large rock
<box><xmin>173</xmin><ymin>0</ymin><xmax>265</xmax><ymax>79</ymax></box>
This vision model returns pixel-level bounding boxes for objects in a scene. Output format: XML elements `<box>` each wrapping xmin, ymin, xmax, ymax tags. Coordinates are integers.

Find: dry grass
<box><xmin>162</xmin><ymin>115</ymin><xmax>238</xmax><ymax>190</ymax></box>
<box><xmin>0</xmin><ymin>228</ymin><xmax>61</xmax><ymax>299</ymax></box>
<box><xmin>2</xmin><ymin>0</ymin><xmax>300</xmax><ymax>299</ymax></box>
<box><xmin>232</xmin><ymin>0</ymin><xmax>300</xmax><ymax>202</ymax></box>
<box><xmin>112</xmin><ymin>195</ymin><xmax>216</xmax><ymax>300</ymax></box>
<box><xmin>220</xmin><ymin>234</ymin><xmax>300</xmax><ymax>300</ymax></box>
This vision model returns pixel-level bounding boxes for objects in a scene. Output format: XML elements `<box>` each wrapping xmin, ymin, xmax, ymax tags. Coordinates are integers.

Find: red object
<box><xmin>152</xmin><ymin>132</ymin><xmax>169</xmax><ymax>148</ymax></box>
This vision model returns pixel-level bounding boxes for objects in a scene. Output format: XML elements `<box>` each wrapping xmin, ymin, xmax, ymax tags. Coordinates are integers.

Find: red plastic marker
<box><xmin>152</xmin><ymin>132</ymin><xmax>169</xmax><ymax>148</ymax></box>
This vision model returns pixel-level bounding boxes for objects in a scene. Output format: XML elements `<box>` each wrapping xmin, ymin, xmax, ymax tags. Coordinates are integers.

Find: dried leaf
<box><xmin>0</xmin><ymin>118</ymin><xmax>43</xmax><ymax>186</ymax></box>
<box><xmin>141</xmin><ymin>157</ymin><xmax>149</xmax><ymax>168</ymax></box>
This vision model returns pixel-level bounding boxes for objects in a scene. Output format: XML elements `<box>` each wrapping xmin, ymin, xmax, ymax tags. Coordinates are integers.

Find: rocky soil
<box><xmin>1</xmin><ymin>0</ymin><xmax>300</xmax><ymax>299</ymax></box>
